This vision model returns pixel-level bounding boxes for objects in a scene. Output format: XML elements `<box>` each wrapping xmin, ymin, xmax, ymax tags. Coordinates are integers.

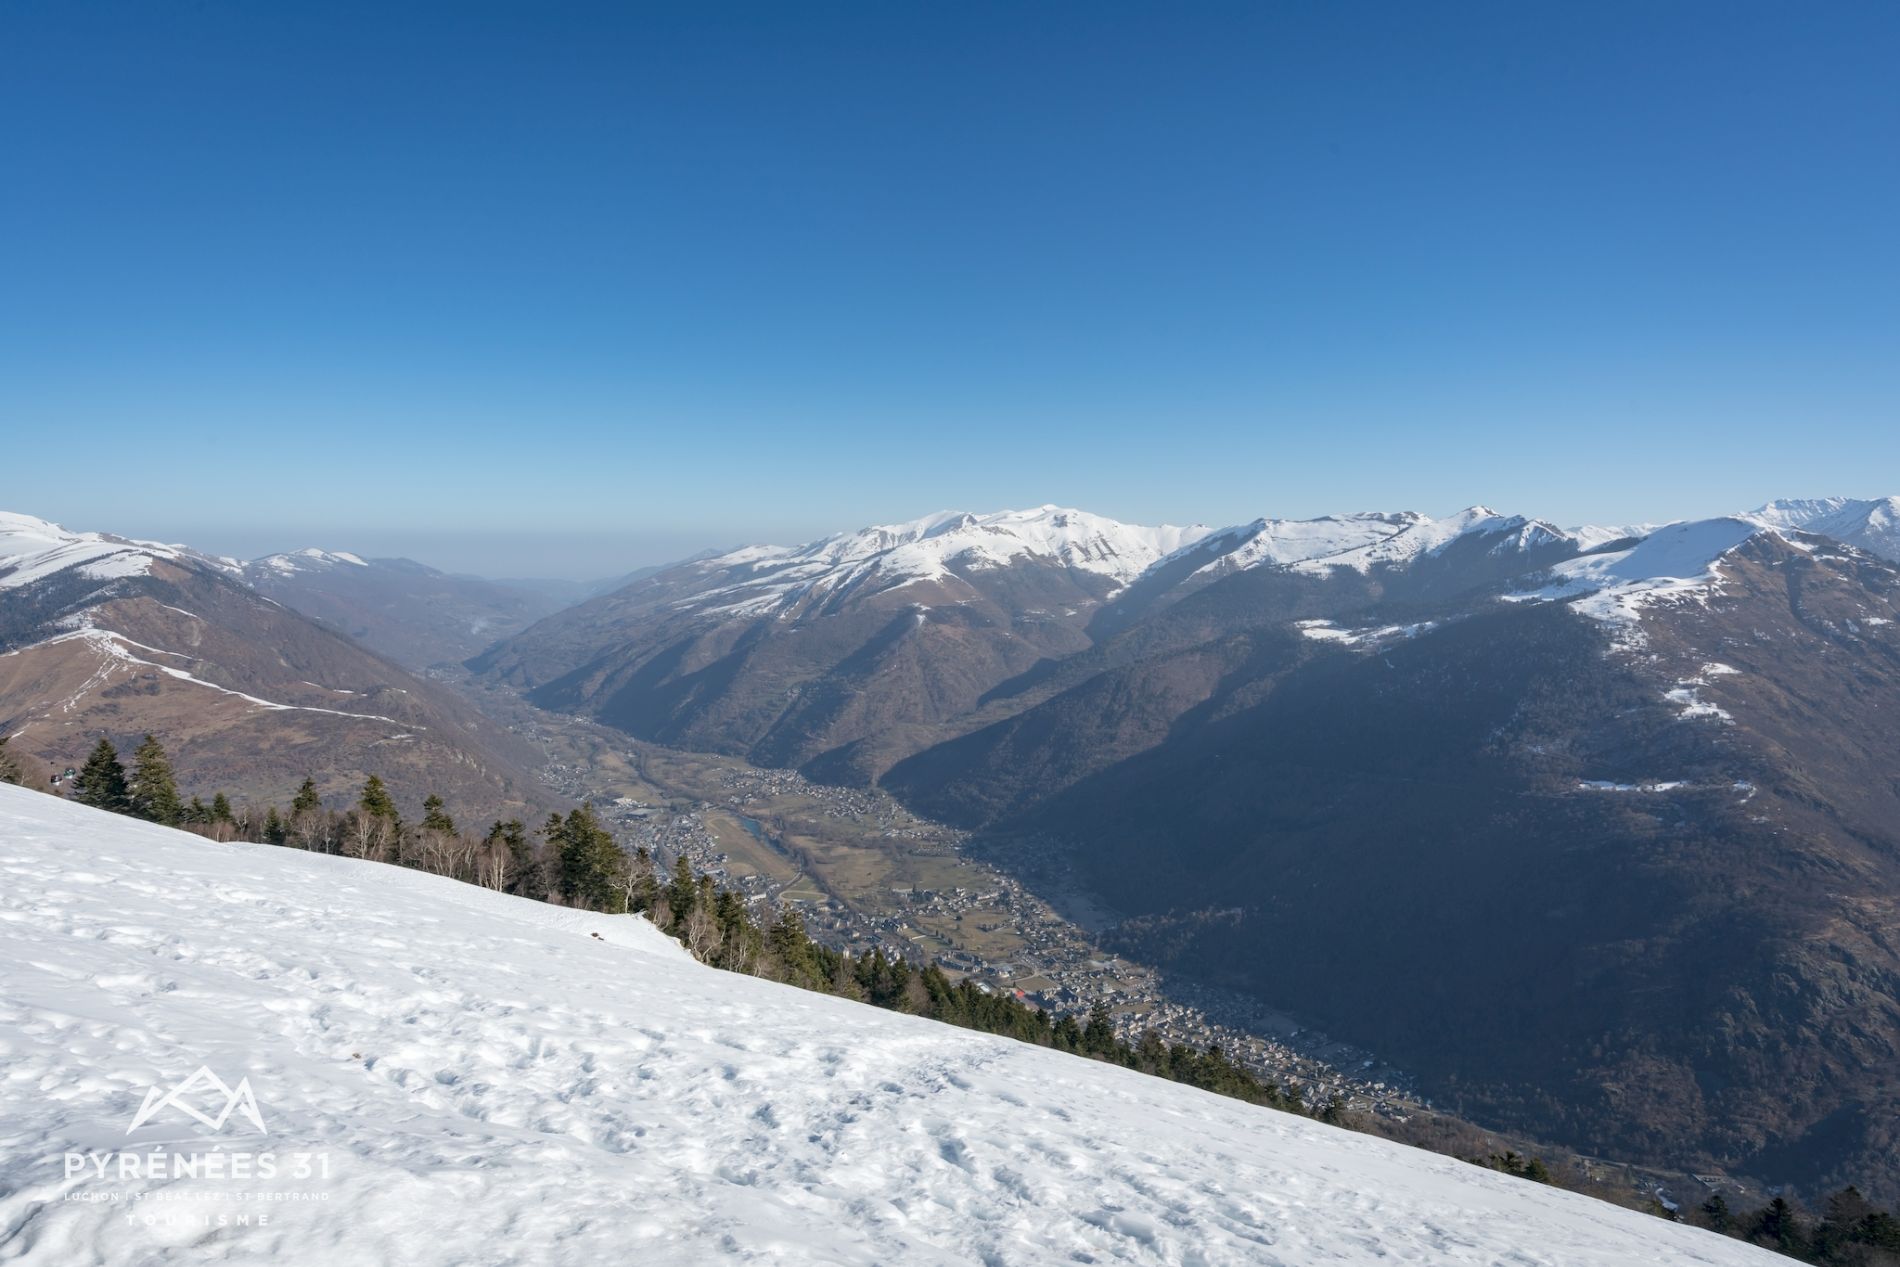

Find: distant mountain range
<box><xmin>0</xmin><ymin>513</ymin><xmax>550</xmax><ymax>819</ymax></box>
<box><xmin>471</xmin><ymin>494</ymin><xmax>1900</xmax><ymax>1199</ymax></box>
<box><xmin>10</xmin><ymin>494</ymin><xmax>1900</xmax><ymax>1198</ymax></box>
<box><xmin>232</xmin><ymin>547</ymin><xmax>584</xmax><ymax>669</ymax></box>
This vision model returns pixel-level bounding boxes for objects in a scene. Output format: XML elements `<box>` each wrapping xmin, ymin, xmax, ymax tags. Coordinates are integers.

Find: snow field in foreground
<box><xmin>0</xmin><ymin>786</ymin><xmax>1777</xmax><ymax>1265</ymax></box>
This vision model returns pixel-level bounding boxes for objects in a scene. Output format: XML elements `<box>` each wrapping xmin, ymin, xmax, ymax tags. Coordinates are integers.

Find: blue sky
<box><xmin>2</xmin><ymin>2</ymin><xmax>1896</xmax><ymax>578</ymax></box>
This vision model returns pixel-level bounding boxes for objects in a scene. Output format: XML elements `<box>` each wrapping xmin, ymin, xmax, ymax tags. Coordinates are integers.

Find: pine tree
<box><xmin>1700</xmin><ymin>1192</ymin><xmax>1732</xmax><ymax>1233</ymax></box>
<box><xmin>211</xmin><ymin>792</ymin><xmax>234</xmax><ymax>824</ymax></box>
<box><xmin>666</xmin><ymin>856</ymin><xmax>697</xmax><ymax>926</ymax></box>
<box><xmin>627</xmin><ymin>846</ymin><xmax>659</xmax><ymax>913</ymax></box>
<box><xmin>1082</xmin><ymin>1002</ymin><xmax>1117</xmax><ymax>1057</ymax></box>
<box><xmin>1749</xmin><ymin>1197</ymin><xmax>1806</xmax><ymax>1255</ymax></box>
<box><xmin>421</xmin><ymin>794</ymin><xmax>455</xmax><ymax>835</ymax></box>
<box><xmin>74</xmin><ymin>739</ymin><xmax>130</xmax><ymax>813</ymax></box>
<box><xmin>556</xmin><ymin>804</ymin><xmax>622</xmax><ymax>911</ymax></box>
<box><xmin>291</xmin><ymin>777</ymin><xmax>321</xmax><ymax>817</ymax></box>
<box><xmin>358</xmin><ymin>775</ymin><xmax>397</xmax><ymax>821</ymax></box>
<box><xmin>263</xmin><ymin>806</ymin><xmax>287</xmax><ymax>845</ymax></box>
<box><xmin>0</xmin><ymin>733</ymin><xmax>24</xmax><ymax>786</ymax></box>
<box><xmin>766</xmin><ymin>906</ymin><xmax>822</xmax><ymax>989</ymax></box>
<box><xmin>126</xmin><ymin>735</ymin><xmax>183</xmax><ymax>825</ymax></box>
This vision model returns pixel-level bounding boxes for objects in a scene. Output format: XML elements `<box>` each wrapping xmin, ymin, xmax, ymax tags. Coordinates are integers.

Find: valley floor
<box><xmin>0</xmin><ymin>786</ymin><xmax>1776</xmax><ymax>1265</ymax></box>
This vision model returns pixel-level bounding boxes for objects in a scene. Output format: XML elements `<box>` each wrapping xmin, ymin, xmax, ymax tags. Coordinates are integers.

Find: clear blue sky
<box><xmin>2</xmin><ymin>2</ymin><xmax>1896</xmax><ymax>578</ymax></box>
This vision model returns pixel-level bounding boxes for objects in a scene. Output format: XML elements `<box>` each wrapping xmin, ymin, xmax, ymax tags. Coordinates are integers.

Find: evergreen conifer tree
<box><xmin>421</xmin><ymin>794</ymin><xmax>455</xmax><ymax>835</ymax></box>
<box><xmin>666</xmin><ymin>856</ymin><xmax>697</xmax><ymax>924</ymax></box>
<box><xmin>74</xmin><ymin>739</ymin><xmax>130</xmax><ymax>813</ymax></box>
<box><xmin>556</xmin><ymin>804</ymin><xmax>622</xmax><ymax>911</ymax></box>
<box><xmin>0</xmin><ymin>733</ymin><xmax>24</xmax><ymax>786</ymax></box>
<box><xmin>1082</xmin><ymin>1002</ymin><xmax>1116</xmax><ymax>1057</ymax></box>
<box><xmin>1750</xmin><ymin>1197</ymin><xmax>1806</xmax><ymax>1255</ymax></box>
<box><xmin>126</xmin><ymin>735</ymin><xmax>183</xmax><ymax>825</ymax></box>
<box><xmin>358</xmin><ymin>775</ymin><xmax>397</xmax><ymax>821</ymax></box>
<box><xmin>291</xmin><ymin>777</ymin><xmax>321</xmax><ymax>817</ymax></box>
<box><xmin>210</xmin><ymin>792</ymin><xmax>234</xmax><ymax>824</ymax></box>
<box><xmin>766</xmin><ymin>906</ymin><xmax>821</xmax><ymax>989</ymax></box>
<box><xmin>263</xmin><ymin>806</ymin><xmax>287</xmax><ymax>845</ymax></box>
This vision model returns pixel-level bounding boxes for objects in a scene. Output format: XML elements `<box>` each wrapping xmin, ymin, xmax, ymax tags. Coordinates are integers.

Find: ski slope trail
<box><xmin>0</xmin><ymin>786</ymin><xmax>1776</xmax><ymax>1265</ymax></box>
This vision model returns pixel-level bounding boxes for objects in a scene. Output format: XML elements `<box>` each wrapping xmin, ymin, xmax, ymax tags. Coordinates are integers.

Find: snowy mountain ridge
<box><xmin>1285</xmin><ymin>506</ymin><xmax>1576</xmax><ymax>575</ymax></box>
<box><xmin>1742</xmin><ymin>495</ymin><xmax>1900</xmax><ymax>560</ymax></box>
<box><xmin>246</xmin><ymin>547</ymin><xmax>371</xmax><ymax>576</ymax></box>
<box><xmin>1511</xmin><ymin>503</ymin><xmax>1900</xmax><ymax>636</ymax></box>
<box><xmin>663</xmin><ymin>496</ymin><xmax>1900</xmax><ymax>623</ymax></box>
<box><xmin>684</xmin><ymin>505</ymin><xmax>1211</xmax><ymax>615</ymax></box>
<box><xmin>0</xmin><ymin>785</ymin><xmax>1776</xmax><ymax>1266</ymax></box>
<box><xmin>0</xmin><ymin>512</ymin><xmax>207</xmax><ymax>593</ymax></box>
<box><xmin>1175</xmin><ymin>511</ymin><xmax>1423</xmax><ymax>579</ymax></box>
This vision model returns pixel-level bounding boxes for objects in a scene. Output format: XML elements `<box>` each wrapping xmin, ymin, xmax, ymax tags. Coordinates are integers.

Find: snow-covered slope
<box><xmin>1516</xmin><ymin>517</ymin><xmax>1767</xmax><ymax>630</ymax></box>
<box><xmin>0</xmin><ymin>787</ymin><xmax>1771</xmax><ymax>1266</ymax></box>
<box><xmin>687</xmin><ymin>506</ymin><xmax>1209</xmax><ymax>615</ymax></box>
<box><xmin>0</xmin><ymin>513</ymin><xmax>217</xmax><ymax>593</ymax></box>
<box><xmin>1516</xmin><ymin>507</ymin><xmax>1900</xmax><ymax>634</ymax></box>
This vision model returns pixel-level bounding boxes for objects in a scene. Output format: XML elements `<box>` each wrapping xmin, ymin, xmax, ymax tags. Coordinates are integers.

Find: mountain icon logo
<box><xmin>125</xmin><ymin>1066</ymin><xmax>268</xmax><ymax>1136</ymax></box>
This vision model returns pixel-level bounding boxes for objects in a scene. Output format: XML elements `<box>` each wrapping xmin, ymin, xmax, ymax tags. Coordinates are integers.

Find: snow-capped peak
<box><xmin>781</xmin><ymin>506</ymin><xmax>1206</xmax><ymax>577</ymax></box>
<box><xmin>248</xmin><ymin>547</ymin><xmax>372</xmax><ymax>576</ymax></box>
<box><xmin>1742</xmin><ymin>495</ymin><xmax>1900</xmax><ymax>561</ymax></box>
<box><xmin>1175</xmin><ymin>511</ymin><xmax>1425</xmax><ymax>579</ymax></box>
<box><xmin>0</xmin><ymin>511</ymin><xmax>195</xmax><ymax>592</ymax></box>
<box><xmin>687</xmin><ymin>507</ymin><xmax>1211</xmax><ymax>615</ymax></box>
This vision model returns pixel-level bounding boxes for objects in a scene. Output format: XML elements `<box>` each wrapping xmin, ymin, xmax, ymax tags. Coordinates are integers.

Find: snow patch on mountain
<box><xmin>1664</xmin><ymin>663</ymin><xmax>1740</xmax><ymax>723</ymax></box>
<box><xmin>1297</xmin><ymin>618</ymin><xmax>1441</xmax><ymax>647</ymax></box>
<box><xmin>0</xmin><ymin>787</ymin><xmax>1777</xmax><ymax>1266</ymax></box>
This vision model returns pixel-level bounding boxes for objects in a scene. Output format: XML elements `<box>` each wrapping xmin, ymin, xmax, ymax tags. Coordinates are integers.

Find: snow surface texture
<box><xmin>0</xmin><ymin>788</ymin><xmax>1775</xmax><ymax>1266</ymax></box>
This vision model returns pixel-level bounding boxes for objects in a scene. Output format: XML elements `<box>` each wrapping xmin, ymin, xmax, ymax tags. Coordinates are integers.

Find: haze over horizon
<box><xmin>3</xmin><ymin>2</ymin><xmax>1896</xmax><ymax>576</ymax></box>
